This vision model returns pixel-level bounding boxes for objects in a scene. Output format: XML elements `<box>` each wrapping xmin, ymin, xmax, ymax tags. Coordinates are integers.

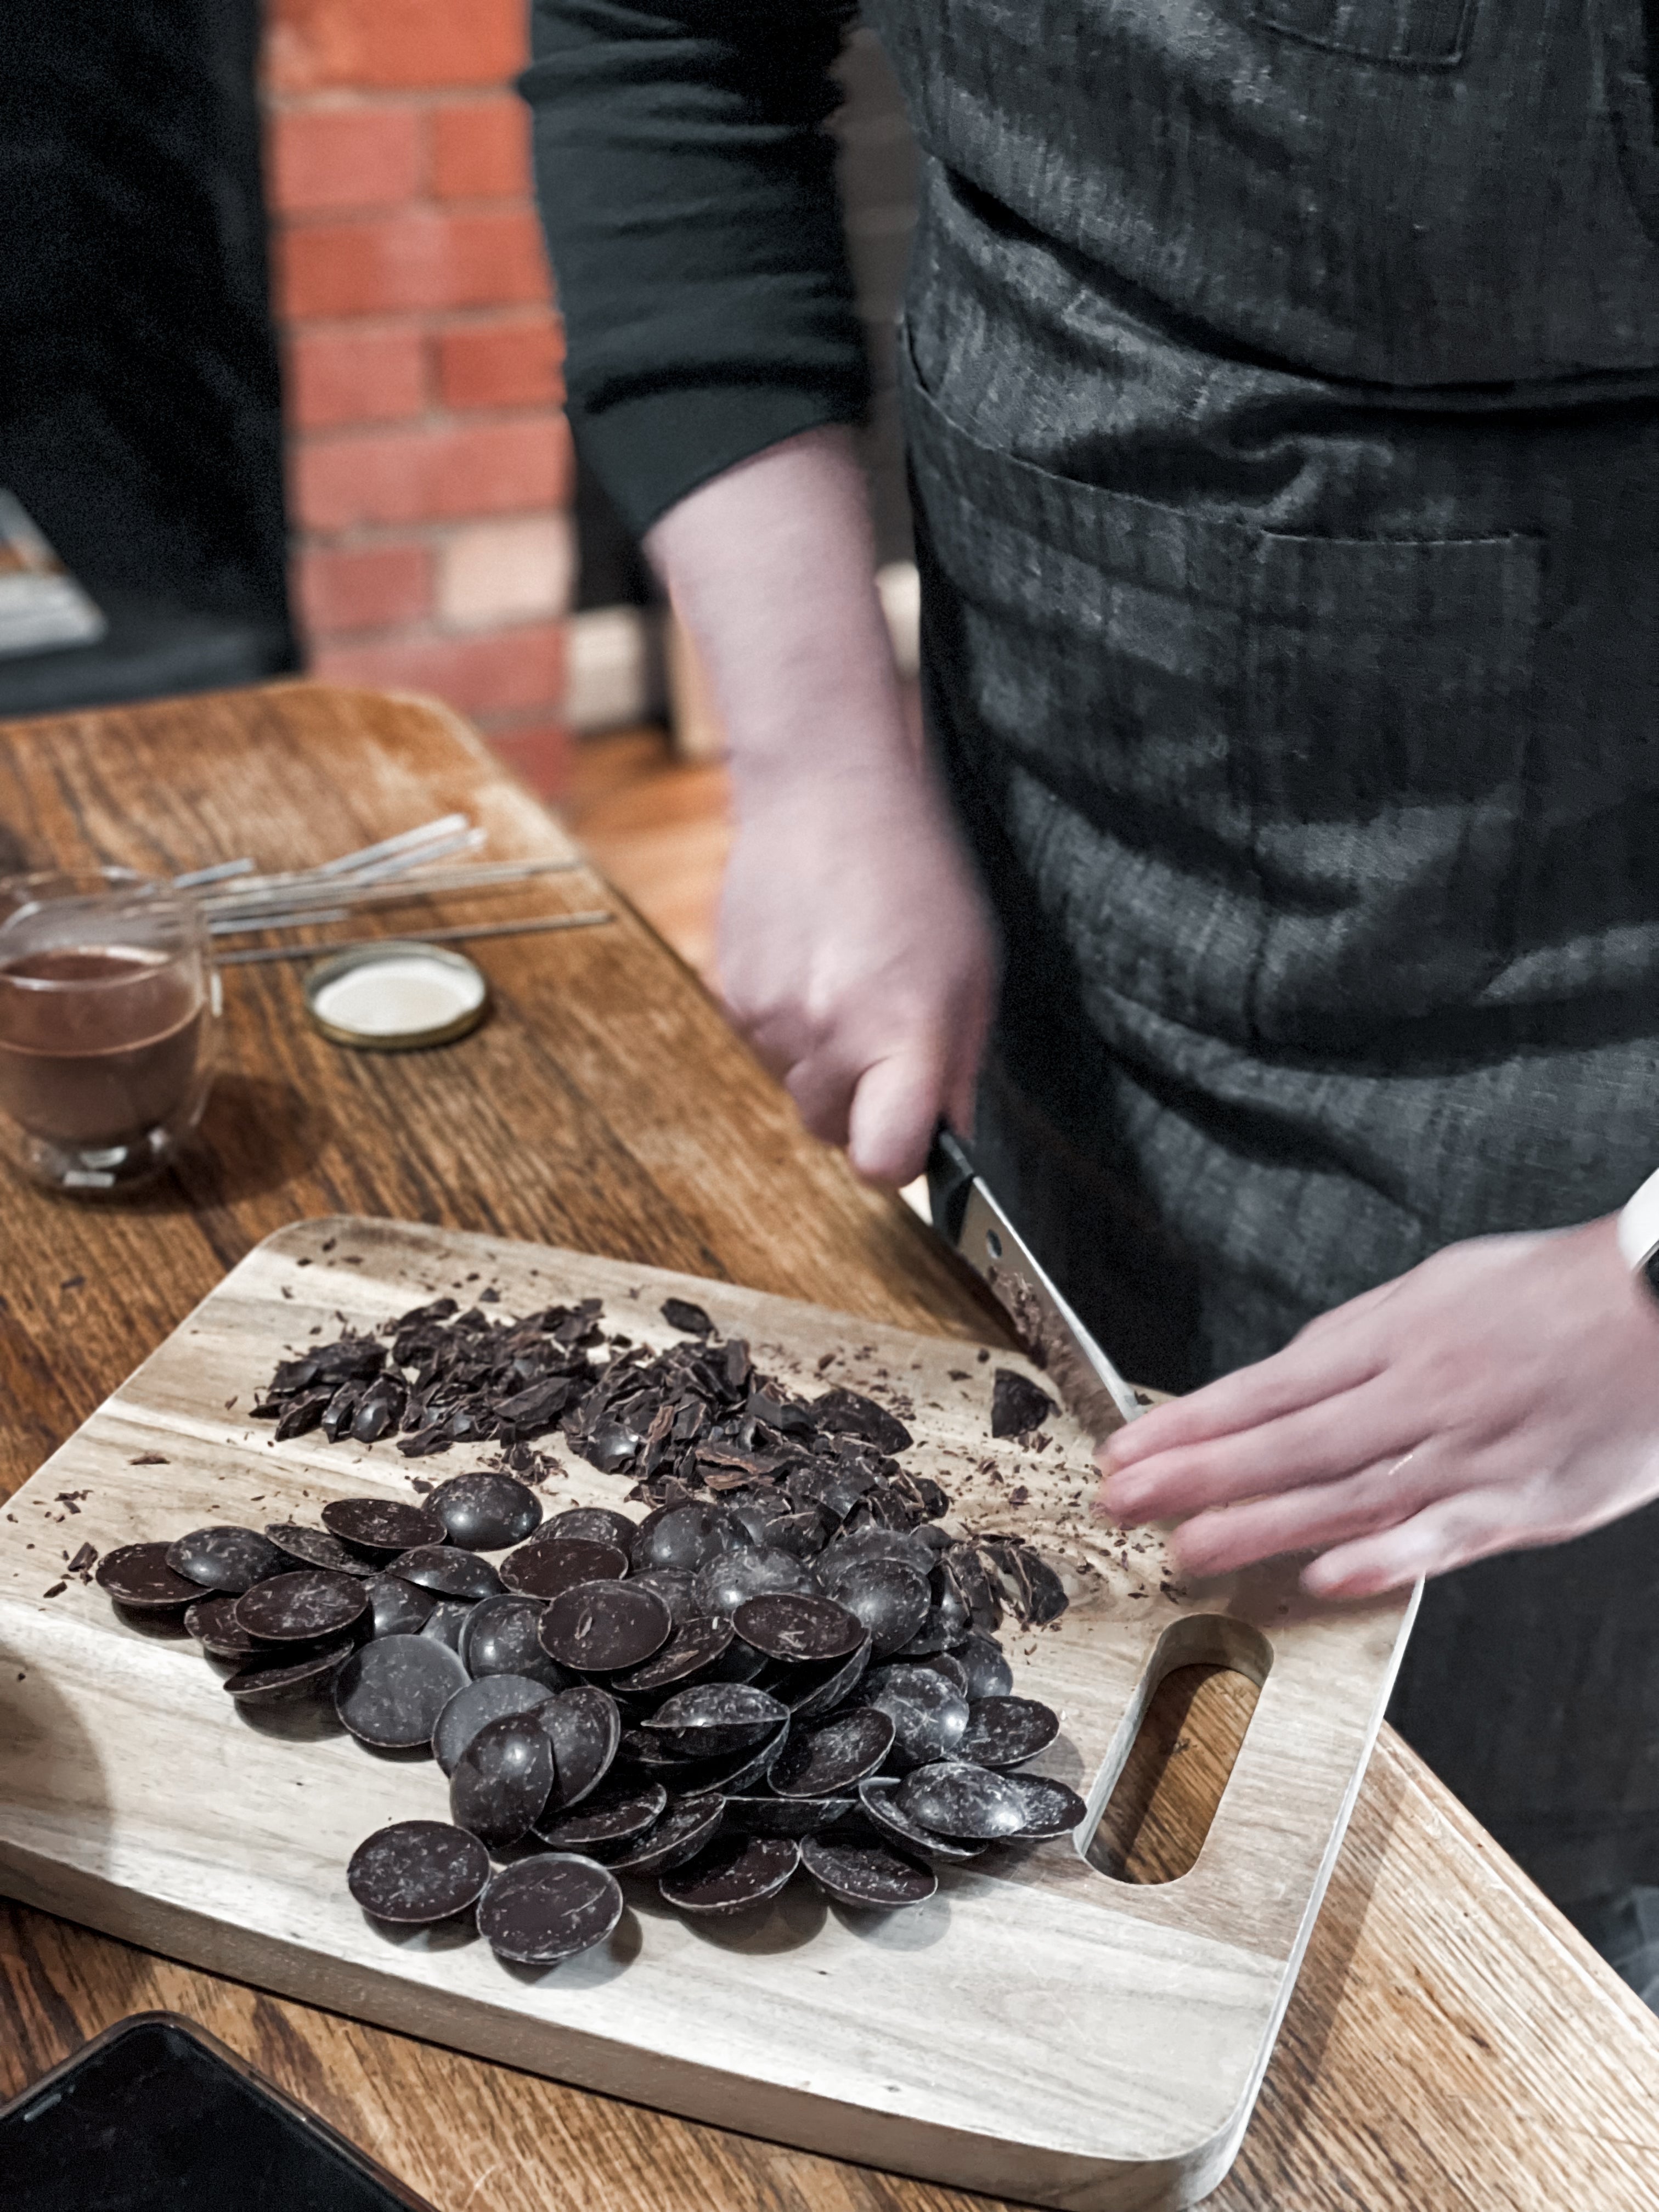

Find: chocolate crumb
<box><xmin>128</xmin><ymin>1453</ymin><xmax>170</xmax><ymax>1467</ymax></box>
<box><xmin>41</xmin><ymin>1582</ymin><xmax>65</xmax><ymax>1599</ymax></box>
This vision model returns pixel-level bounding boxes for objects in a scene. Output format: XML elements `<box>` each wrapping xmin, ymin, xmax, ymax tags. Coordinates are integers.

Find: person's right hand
<box><xmin>719</xmin><ymin>764</ymin><xmax>996</xmax><ymax>1186</ymax></box>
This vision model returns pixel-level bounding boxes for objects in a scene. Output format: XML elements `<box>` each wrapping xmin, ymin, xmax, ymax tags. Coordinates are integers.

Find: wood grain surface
<box><xmin>0</xmin><ymin>682</ymin><xmax>1656</xmax><ymax>2211</ymax></box>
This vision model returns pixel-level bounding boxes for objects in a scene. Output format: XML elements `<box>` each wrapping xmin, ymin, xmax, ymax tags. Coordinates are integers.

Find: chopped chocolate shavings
<box><xmin>990</xmin><ymin>1369</ymin><xmax>1056</xmax><ymax>1439</ymax></box>
<box><xmin>661</xmin><ymin>1298</ymin><xmax>715</xmax><ymax>1337</ymax></box>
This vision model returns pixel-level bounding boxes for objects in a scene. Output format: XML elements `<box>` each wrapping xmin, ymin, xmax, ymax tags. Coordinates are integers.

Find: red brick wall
<box><xmin>264</xmin><ymin>0</ymin><xmax>571</xmax><ymax>795</ymax></box>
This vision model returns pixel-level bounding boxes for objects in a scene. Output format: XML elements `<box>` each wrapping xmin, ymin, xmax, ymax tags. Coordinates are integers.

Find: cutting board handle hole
<box><xmin>1081</xmin><ymin>1615</ymin><xmax>1271</xmax><ymax>1886</ymax></box>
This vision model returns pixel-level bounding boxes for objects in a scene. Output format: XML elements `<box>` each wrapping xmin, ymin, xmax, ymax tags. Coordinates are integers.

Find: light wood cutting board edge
<box><xmin>0</xmin><ymin>1216</ymin><xmax>1415</xmax><ymax>2210</ymax></box>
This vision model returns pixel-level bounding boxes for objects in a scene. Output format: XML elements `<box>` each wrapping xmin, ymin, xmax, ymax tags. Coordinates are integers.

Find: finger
<box><xmin>1289</xmin><ymin>1277</ymin><xmax>1398</xmax><ymax>1344</ymax></box>
<box><xmin>1169</xmin><ymin>1447</ymin><xmax>1440</xmax><ymax>1578</ymax></box>
<box><xmin>1301</xmin><ymin>1487</ymin><xmax>1523</xmax><ymax>1600</ymax></box>
<box><xmin>848</xmin><ymin>1046</ymin><xmax>949</xmax><ymax>1184</ymax></box>
<box><xmin>1101</xmin><ymin>1314</ymin><xmax>1389</xmax><ymax>1473</ymax></box>
<box><xmin>1098</xmin><ymin>1376</ymin><xmax>1427</xmax><ymax>1522</ymax></box>
<box><xmin>784</xmin><ymin>1053</ymin><xmax>859</xmax><ymax>1150</ymax></box>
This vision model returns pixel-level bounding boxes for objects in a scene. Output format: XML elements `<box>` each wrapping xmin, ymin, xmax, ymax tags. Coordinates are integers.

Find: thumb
<box><xmin>847</xmin><ymin>1046</ymin><xmax>948</xmax><ymax>1185</ymax></box>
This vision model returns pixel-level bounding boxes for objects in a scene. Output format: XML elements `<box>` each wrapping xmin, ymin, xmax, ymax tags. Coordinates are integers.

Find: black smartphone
<box><xmin>0</xmin><ymin>2011</ymin><xmax>437</xmax><ymax>2211</ymax></box>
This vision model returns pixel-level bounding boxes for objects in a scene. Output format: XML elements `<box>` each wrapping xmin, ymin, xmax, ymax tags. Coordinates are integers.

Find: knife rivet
<box><xmin>985</xmin><ymin>1230</ymin><xmax>1003</xmax><ymax>1260</ymax></box>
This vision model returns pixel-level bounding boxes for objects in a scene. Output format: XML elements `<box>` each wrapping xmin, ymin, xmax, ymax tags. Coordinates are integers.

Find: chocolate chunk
<box><xmin>450</xmin><ymin>1711</ymin><xmax>556</xmax><ymax>1849</ymax></box>
<box><xmin>362</xmin><ymin>1573</ymin><xmax>437</xmax><ymax>1639</ymax></box>
<box><xmin>95</xmin><ymin>1542</ymin><xmax>200</xmax><ymax>1611</ymax></box>
<box><xmin>321</xmin><ymin>1497</ymin><xmax>446</xmax><ymax>1557</ymax></box>
<box><xmin>691</xmin><ymin>1545</ymin><xmax>816</xmax><ymax>1619</ymax></box>
<box><xmin>534</xmin><ymin>1776</ymin><xmax>668</xmax><ymax>1850</ymax></box>
<box><xmin>539</xmin><ymin>1581</ymin><xmax>672</xmax><ymax>1674</ymax></box>
<box><xmin>348</xmin><ymin>1820</ymin><xmax>489</xmax><ymax>1926</ymax></box>
<box><xmin>660</xmin><ymin>1834</ymin><xmax>799</xmax><ymax>1916</ymax></box>
<box><xmin>460</xmin><ymin>1593</ymin><xmax>569</xmax><ymax>1690</ymax></box>
<box><xmin>732</xmin><ymin>1593</ymin><xmax>864</xmax><ymax>1666</ymax></box>
<box><xmin>800</xmin><ymin>1836</ymin><xmax>937</xmax><ymax>1911</ymax></box>
<box><xmin>500</xmin><ymin>1537</ymin><xmax>629</xmax><ymax>1600</ymax></box>
<box><xmin>1006</xmin><ymin>1773</ymin><xmax>1089</xmax><ymax>1839</ymax></box>
<box><xmin>856</xmin><ymin>1776</ymin><xmax>985</xmax><ymax>1862</ymax></box>
<box><xmin>897</xmin><ymin>1759</ymin><xmax>1028</xmax><ymax>1841</ymax></box>
<box><xmin>862</xmin><ymin>1663</ymin><xmax>970</xmax><ymax>1770</ymax></box>
<box><xmin>233</xmin><ymin>1569</ymin><xmax>367</xmax><ymax>1643</ymax></box>
<box><xmin>427</xmin><ymin>1471</ymin><xmax>543</xmax><ymax>1551</ymax></box>
<box><xmin>223</xmin><ymin>1638</ymin><xmax>356</xmax><ymax>1708</ymax></box>
<box><xmin>166</xmin><ymin>1526</ymin><xmax>286</xmax><ymax>1595</ymax></box>
<box><xmin>819</xmin><ymin>1558</ymin><xmax>931</xmax><ymax>1658</ymax></box>
<box><xmin>334</xmin><ymin>1634</ymin><xmax>469</xmax><ymax>1749</ymax></box>
<box><xmin>601</xmin><ymin>1793</ymin><xmax>725</xmax><ymax>1874</ymax></box>
<box><xmin>979</xmin><ymin>1537</ymin><xmax>1070</xmax><ymax>1628</ymax></box>
<box><xmin>661</xmin><ymin>1298</ymin><xmax>715</xmax><ymax>1337</ymax></box>
<box><xmin>539</xmin><ymin>1684</ymin><xmax>623</xmax><ymax>1807</ymax></box>
<box><xmin>811</xmin><ymin>1386</ymin><xmax>912</xmax><ymax>1454</ymax></box>
<box><xmin>478</xmin><ymin>1853</ymin><xmax>624</xmax><ymax>1966</ymax></box>
<box><xmin>960</xmin><ymin>1695</ymin><xmax>1061</xmax><ymax>1770</ymax></box>
<box><xmin>769</xmin><ymin>1706</ymin><xmax>894</xmax><ymax>1798</ymax></box>
<box><xmin>351</xmin><ymin>1375</ymin><xmax>407</xmax><ymax>1444</ymax></box>
<box><xmin>184</xmin><ymin>1593</ymin><xmax>265</xmax><ymax>1658</ymax></box>
<box><xmin>990</xmin><ymin>1368</ymin><xmax>1057</xmax><ymax>1438</ymax></box>
<box><xmin>433</xmin><ymin>1673</ymin><xmax>557</xmax><ymax>1775</ymax></box>
<box><xmin>263</xmin><ymin>1524</ymin><xmax>374</xmax><ymax>1577</ymax></box>
<box><xmin>388</xmin><ymin>1545</ymin><xmax>503</xmax><ymax>1601</ymax></box>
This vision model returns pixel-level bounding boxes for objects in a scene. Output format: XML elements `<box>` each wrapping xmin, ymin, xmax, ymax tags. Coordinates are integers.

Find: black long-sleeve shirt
<box><xmin>522</xmin><ymin>1</ymin><xmax>869</xmax><ymax>541</ymax></box>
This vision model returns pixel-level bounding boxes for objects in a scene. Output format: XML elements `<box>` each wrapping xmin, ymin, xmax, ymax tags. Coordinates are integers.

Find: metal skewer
<box><xmin>216</xmin><ymin>910</ymin><xmax>615</xmax><ymax>966</ymax></box>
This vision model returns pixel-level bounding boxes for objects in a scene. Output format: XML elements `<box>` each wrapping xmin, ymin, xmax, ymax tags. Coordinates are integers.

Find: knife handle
<box><xmin>925</xmin><ymin>1122</ymin><xmax>977</xmax><ymax>1247</ymax></box>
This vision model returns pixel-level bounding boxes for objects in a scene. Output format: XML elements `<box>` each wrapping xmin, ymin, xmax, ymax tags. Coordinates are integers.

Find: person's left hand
<box><xmin>1094</xmin><ymin>1216</ymin><xmax>1659</xmax><ymax>1599</ymax></box>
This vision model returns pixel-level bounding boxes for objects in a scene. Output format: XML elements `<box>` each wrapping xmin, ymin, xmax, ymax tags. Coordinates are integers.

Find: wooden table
<box><xmin>1</xmin><ymin>682</ymin><xmax>1657</xmax><ymax>2211</ymax></box>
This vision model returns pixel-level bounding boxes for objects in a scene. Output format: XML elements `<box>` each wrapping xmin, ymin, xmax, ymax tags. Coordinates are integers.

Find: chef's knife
<box><xmin>925</xmin><ymin>1125</ymin><xmax>1146</xmax><ymax>1438</ymax></box>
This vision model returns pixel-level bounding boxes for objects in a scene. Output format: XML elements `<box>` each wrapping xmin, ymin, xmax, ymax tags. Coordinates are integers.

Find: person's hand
<box><xmin>1094</xmin><ymin>1217</ymin><xmax>1659</xmax><ymax>1598</ymax></box>
<box><xmin>719</xmin><ymin>765</ymin><xmax>995</xmax><ymax>1184</ymax></box>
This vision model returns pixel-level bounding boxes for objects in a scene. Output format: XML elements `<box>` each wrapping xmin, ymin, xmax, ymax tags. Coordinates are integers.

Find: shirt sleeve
<box><xmin>522</xmin><ymin>0</ymin><xmax>870</xmax><ymax>541</ymax></box>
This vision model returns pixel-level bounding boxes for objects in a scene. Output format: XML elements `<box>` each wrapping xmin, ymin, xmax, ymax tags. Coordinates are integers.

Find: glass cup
<box><xmin>0</xmin><ymin>869</ymin><xmax>218</xmax><ymax>1192</ymax></box>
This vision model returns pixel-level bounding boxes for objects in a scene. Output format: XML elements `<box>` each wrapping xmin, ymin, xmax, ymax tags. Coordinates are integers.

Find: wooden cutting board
<box><xmin>0</xmin><ymin>1217</ymin><xmax>1415</xmax><ymax>2210</ymax></box>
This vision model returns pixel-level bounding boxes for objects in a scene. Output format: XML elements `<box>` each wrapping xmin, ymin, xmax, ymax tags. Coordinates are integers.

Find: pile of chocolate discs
<box><xmin>91</xmin><ymin>1296</ymin><xmax>1085</xmax><ymax>1971</ymax></box>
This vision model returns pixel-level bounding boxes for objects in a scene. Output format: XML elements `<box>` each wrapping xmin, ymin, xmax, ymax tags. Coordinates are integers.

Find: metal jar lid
<box><xmin>302</xmin><ymin>941</ymin><xmax>489</xmax><ymax>1051</ymax></box>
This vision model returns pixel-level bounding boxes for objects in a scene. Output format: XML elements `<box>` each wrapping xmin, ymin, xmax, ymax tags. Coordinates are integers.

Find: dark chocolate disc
<box><xmin>610</xmin><ymin>1615</ymin><xmax>735</xmax><ymax>1696</ymax></box>
<box><xmin>1006</xmin><ymin>1773</ymin><xmax>1089</xmax><ymax>1839</ymax></box>
<box><xmin>95</xmin><ymin>1542</ymin><xmax>200</xmax><ymax>1611</ymax></box>
<box><xmin>633</xmin><ymin>1502</ymin><xmax>746</xmax><ymax>1574</ymax></box>
<box><xmin>769</xmin><ymin>1706</ymin><xmax>894</xmax><ymax>1798</ymax></box>
<box><xmin>960</xmin><ymin>1695</ymin><xmax>1061</xmax><ymax>1770</ymax></box>
<box><xmin>432</xmin><ymin>1673</ymin><xmax>556</xmax><ymax>1775</ymax></box>
<box><xmin>419</xmin><ymin>1596</ymin><xmax>478</xmax><ymax>1652</ymax></box>
<box><xmin>919</xmin><ymin>1652</ymin><xmax>969</xmax><ymax>1694</ymax></box>
<box><xmin>644</xmin><ymin>1683</ymin><xmax>787</xmax><ymax>1759</ymax></box>
<box><xmin>659</xmin><ymin>1833</ymin><xmax>800</xmax><ymax>1916</ymax></box>
<box><xmin>389</xmin><ymin>1545</ymin><xmax>503</xmax><ymax>1600</ymax></box>
<box><xmin>233</xmin><ymin>1569</ymin><xmax>368</xmax><ymax>1643</ymax></box>
<box><xmin>460</xmin><ymin>1593</ymin><xmax>569</xmax><ymax>1690</ymax></box>
<box><xmin>801</xmin><ymin>1835</ymin><xmax>937</xmax><ymax>1910</ymax></box>
<box><xmin>478</xmin><ymin>1853</ymin><xmax>624</xmax><ymax>1966</ymax></box>
<box><xmin>166</xmin><ymin>1525</ymin><xmax>286</xmax><ymax>1595</ymax></box>
<box><xmin>626</xmin><ymin>1568</ymin><xmax>698</xmax><ymax>1625</ymax></box>
<box><xmin>723</xmin><ymin>1795</ymin><xmax>852</xmax><ymax>1837</ymax></box>
<box><xmin>348</xmin><ymin>1820</ymin><xmax>489</xmax><ymax>1926</ymax></box>
<box><xmin>539</xmin><ymin>1684</ymin><xmax>623</xmax><ymax>1807</ymax></box>
<box><xmin>856</xmin><ymin>1776</ymin><xmax>985</xmax><ymax>1862</ymax></box>
<box><xmin>892</xmin><ymin>1565</ymin><xmax>973</xmax><ymax>1658</ymax></box>
<box><xmin>184</xmin><ymin>1593</ymin><xmax>265</xmax><ymax>1657</ymax></box>
<box><xmin>548</xmin><ymin>1505</ymin><xmax>638</xmax><ymax>1550</ymax></box>
<box><xmin>223</xmin><ymin>1637</ymin><xmax>356</xmax><ymax>1708</ymax></box>
<box><xmin>500</xmin><ymin>1537</ymin><xmax>629</xmax><ymax>1600</ymax></box>
<box><xmin>816</xmin><ymin>1526</ymin><xmax>936</xmax><ymax>1580</ymax></box>
<box><xmin>263</xmin><ymin>1523</ymin><xmax>374</xmax><ymax>1577</ymax></box>
<box><xmin>862</xmin><ymin>1663</ymin><xmax>970</xmax><ymax>1770</ymax></box>
<box><xmin>333</xmin><ymin>1633</ymin><xmax>469</xmax><ymax>1749</ymax></box>
<box><xmin>601</xmin><ymin>1793</ymin><xmax>725</xmax><ymax>1874</ymax></box>
<box><xmin>363</xmin><ymin>1573</ymin><xmax>437</xmax><ymax>1639</ymax></box>
<box><xmin>691</xmin><ymin>1545</ymin><xmax>816</xmax><ymax>1619</ymax></box>
<box><xmin>783</xmin><ymin>1638</ymin><xmax>872</xmax><ymax>1721</ymax></box>
<box><xmin>539</xmin><ymin>1581</ymin><xmax>671</xmax><ymax>1673</ymax></box>
<box><xmin>533</xmin><ymin>1776</ymin><xmax>668</xmax><ymax>1850</ymax></box>
<box><xmin>449</xmin><ymin>1711</ymin><xmax>556</xmax><ymax>1849</ymax></box>
<box><xmin>427</xmin><ymin>1471</ymin><xmax>543</xmax><ymax>1551</ymax></box>
<box><xmin>956</xmin><ymin>1630</ymin><xmax>1014</xmax><ymax>1702</ymax></box>
<box><xmin>678</xmin><ymin>1718</ymin><xmax>789</xmax><ymax>1795</ymax></box>
<box><xmin>733</xmin><ymin>1592</ymin><xmax>864</xmax><ymax>1666</ymax></box>
<box><xmin>321</xmin><ymin>1497</ymin><xmax>446</xmax><ymax>1556</ymax></box>
<box><xmin>815</xmin><ymin>1558</ymin><xmax>930</xmax><ymax>1658</ymax></box>
<box><xmin>897</xmin><ymin>1759</ymin><xmax>1027</xmax><ymax>1841</ymax></box>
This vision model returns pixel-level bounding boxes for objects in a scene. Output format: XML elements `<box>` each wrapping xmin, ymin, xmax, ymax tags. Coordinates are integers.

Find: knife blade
<box><xmin>926</xmin><ymin>1126</ymin><xmax>1146</xmax><ymax>1438</ymax></box>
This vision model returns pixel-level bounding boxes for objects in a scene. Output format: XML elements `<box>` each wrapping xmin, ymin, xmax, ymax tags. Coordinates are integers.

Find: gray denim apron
<box><xmin>866</xmin><ymin>0</ymin><xmax>1659</xmax><ymax>1904</ymax></box>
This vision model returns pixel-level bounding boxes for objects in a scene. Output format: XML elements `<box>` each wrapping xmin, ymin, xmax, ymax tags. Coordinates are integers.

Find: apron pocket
<box><xmin>1250</xmin><ymin>0</ymin><xmax>1476</xmax><ymax>65</ymax></box>
<box><xmin>1240</xmin><ymin>529</ymin><xmax>1542</xmax><ymax>1045</ymax></box>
